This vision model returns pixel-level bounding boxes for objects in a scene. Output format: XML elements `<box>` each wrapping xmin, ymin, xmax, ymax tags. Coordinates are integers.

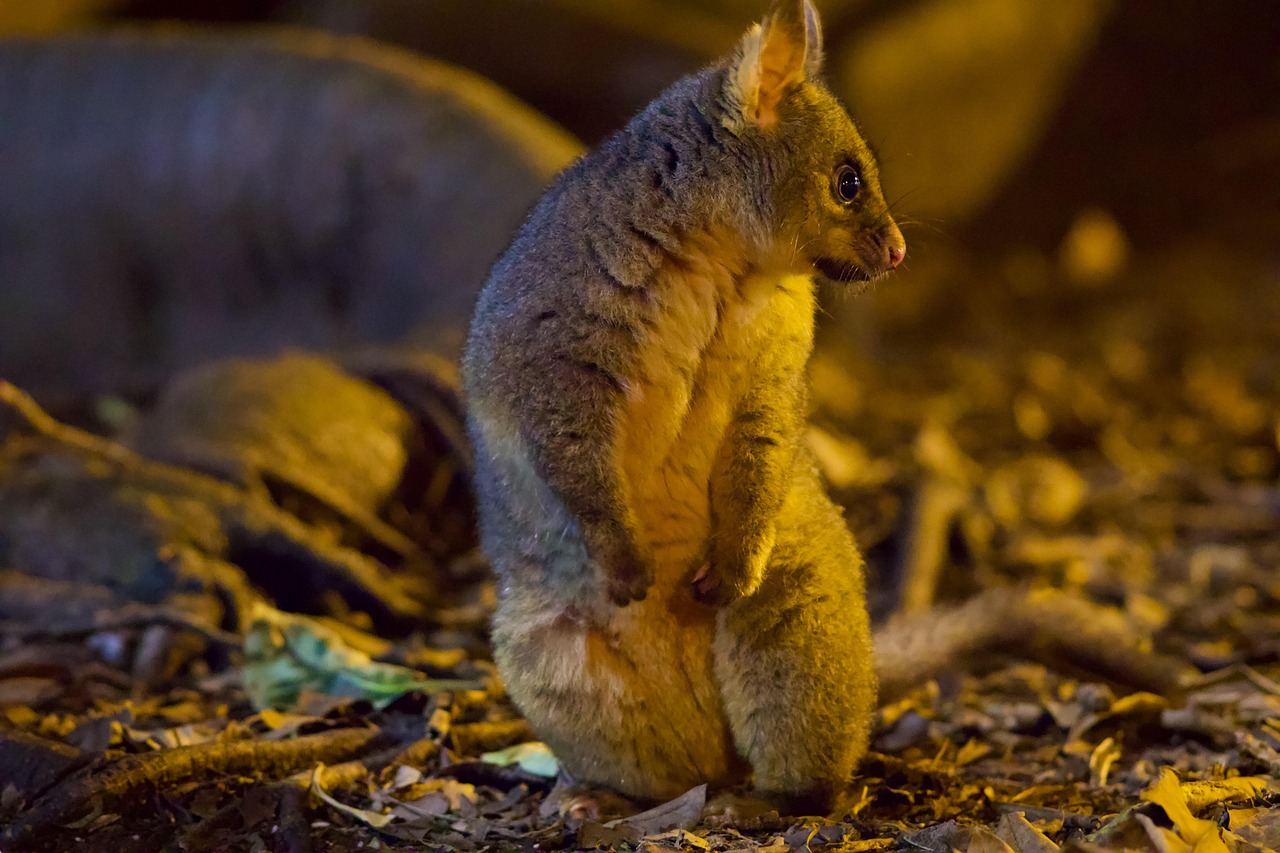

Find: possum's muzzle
<box><xmin>812</xmin><ymin>256</ymin><xmax>873</xmax><ymax>284</ymax></box>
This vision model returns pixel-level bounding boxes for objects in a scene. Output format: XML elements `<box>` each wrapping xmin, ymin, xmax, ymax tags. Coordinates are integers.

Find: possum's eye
<box><xmin>834</xmin><ymin>164</ymin><xmax>861</xmax><ymax>204</ymax></box>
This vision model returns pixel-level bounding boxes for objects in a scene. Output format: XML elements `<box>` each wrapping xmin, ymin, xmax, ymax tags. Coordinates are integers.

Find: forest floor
<box><xmin>0</xmin><ymin>229</ymin><xmax>1278</xmax><ymax>852</ymax></box>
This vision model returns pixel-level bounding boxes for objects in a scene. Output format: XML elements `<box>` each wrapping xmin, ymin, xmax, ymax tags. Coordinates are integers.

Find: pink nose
<box><xmin>886</xmin><ymin>241</ymin><xmax>906</xmax><ymax>268</ymax></box>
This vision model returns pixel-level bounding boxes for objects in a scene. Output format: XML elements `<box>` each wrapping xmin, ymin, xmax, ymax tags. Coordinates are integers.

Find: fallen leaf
<box><xmin>580</xmin><ymin>820</ymin><xmax>641</xmax><ymax>848</ymax></box>
<box><xmin>606</xmin><ymin>784</ymin><xmax>707</xmax><ymax>836</ymax></box>
<box><xmin>956</xmin><ymin>738</ymin><xmax>993</xmax><ymax>766</ymax></box>
<box><xmin>967</xmin><ymin>826</ymin><xmax>1016</xmax><ymax>853</ymax></box>
<box><xmin>984</xmin><ymin>455</ymin><xmax>1087</xmax><ymax>529</ymax></box>
<box><xmin>241</xmin><ymin>603</ymin><xmax>481</xmax><ymax>711</ymax></box>
<box><xmin>1109</xmin><ymin>692</ymin><xmax>1168</xmax><ymax>716</ymax></box>
<box><xmin>0</xmin><ymin>677</ymin><xmax>62</xmax><ymax>706</ymax></box>
<box><xmin>784</xmin><ymin>822</ymin><xmax>853</xmax><ymax>851</ymax></box>
<box><xmin>902</xmin><ymin>820</ymin><xmax>970</xmax><ymax>852</ymax></box>
<box><xmin>310</xmin><ymin>762</ymin><xmax>394</xmax><ymax>828</ymax></box>
<box><xmin>394</xmin><ymin>777</ymin><xmax>478</xmax><ymax>816</ymax></box>
<box><xmin>3</xmin><ymin>705</ymin><xmax>38</xmax><ymax>726</ymax></box>
<box><xmin>1227</xmin><ymin>807</ymin><xmax>1280</xmax><ymax>850</ymax></box>
<box><xmin>753</xmin><ymin>838</ymin><xmax>790</xmax><ymax>853</ymax></box>
<box><xmin>254</xmin><ymin>709</ymin><xmax>325</xmax><ymax>740</ymax></box>
<box><xmin>391</xmin><ymin>792</ymin><xmax>450</xmax><ymax>820</ymax></box>
<box><xmin>641</xmin><ymin>828</ymin><xmax>711</xmax><ymax>850</ymax></box>
<box><xmin>1135</xmin><ymin>811</ymin><xmax>1193</xmax><ymax>853</ymax></box>
<box><xmin>481</xmin><ymin>740</ymin><xmax>559</xmax><ymax>778</ymax></box>
<box><xmin>1139</xmin><ymin>768</ymin><xmax>1230</xmax><ymax>852</ymax></box>
<box><xmin>392</xmin><ymin>764</ymin><xmax>423</xmax><ymax>789</ymax></box>
<box><xmin>1180</xmin><ymin>777</ymin><xmax>1267</xmax><ymax>811</ymax></box>
<box><xmin>994</xmin><ymin>812</ymin><xmax>1060</xmax><ymax>853</ymax></box>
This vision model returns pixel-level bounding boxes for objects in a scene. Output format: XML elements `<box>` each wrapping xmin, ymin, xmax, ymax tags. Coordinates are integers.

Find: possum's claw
<box><xmin>601</xmin><ymin>545</ymin><xmax>654</xmax><ymax>605</ymax></box>
<box><xmin>583</xmin><ymin>524</ymin><xmax>654</xmax><ymax>605</ymax></box>
<box><xmin>693</xmin><ymin>526</ymin><xmax>774</xmax><ymax>605</ymax></box>
<box><xmin>692</xmin><ymin>558</ymin><xmax>762</xmax><ymax>606</ymax></box>
<box><xmin>691</xmin><ymin>561</ymin><xmax>719</xmax><ymax>604</ymax></box>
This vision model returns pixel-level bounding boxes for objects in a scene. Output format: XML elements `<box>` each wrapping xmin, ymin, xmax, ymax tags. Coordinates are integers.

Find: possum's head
<box><xmin>718</xmin><ymin>0</ymin><xmax>905</xmax><ymax>284</ymax></box>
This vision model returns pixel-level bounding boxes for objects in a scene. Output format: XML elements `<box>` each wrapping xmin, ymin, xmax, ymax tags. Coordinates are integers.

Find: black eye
<box><xmin>834</xmin><ymin>164</ymin><xmax>861</xmax><ymax>204</ymax></box>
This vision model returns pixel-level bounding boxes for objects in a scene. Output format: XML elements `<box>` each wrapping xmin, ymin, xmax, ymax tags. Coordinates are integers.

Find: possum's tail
<box><xmin>872</xmin><ymin>586</ymin><xmax>1192</xmax><ymax>703</ymax></box>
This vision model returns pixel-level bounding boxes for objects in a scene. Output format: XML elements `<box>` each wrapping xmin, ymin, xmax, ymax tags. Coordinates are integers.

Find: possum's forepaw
<box><xmin>606</xmin><ymin>567</ymin><xmax>653</xmax><ymax>606</ymax></box>
<box><xmin>692</xmin><ymin>567</ymin><xmax>759</xmax><ymax>605</ymax></box>
<box><xmin>690</xmin><ymin>560</ymin><xmax>755</xmax><ymax>605</ymax></box>
<box><xmin>692</xmin><ymin>535</ymin><xmax>772</xmax><ymax>605</ymax></box>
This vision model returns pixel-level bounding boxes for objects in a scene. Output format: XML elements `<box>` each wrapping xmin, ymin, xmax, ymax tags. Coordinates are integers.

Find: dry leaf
<box><xmin>606</xmin><ymin>784</ymin><xmax>707</xmax><ymax>837</ymax></box>
<box><xmin>1180</xmin><ymin>777</ymin><xmax>1267</xmax><ymax>812</ymax></box>
<box><xmin>392</xmin><ymin>792</ymin><xmax>450</xmax><ymax>820</ymax></box>
<box><xmin>1135</xmin><ymin>811</ymin><xmax>1193</xmax><ymax>853</ymax></box>
<box><xmin>994</xmin><ymin>812</ymin><xmax>1060</xmax><ymax>853</ymax></box>
<box><xmin>1227</xmin><ymin>807</ymin><xmax>1280</xmax><ymax>850</ymax></box>
<box><xmin>641</xmin><ymin>828</ymin><xmax>711</xmax><ymax>850</ymax></box>
<box><xmin>579</xmin><ymin>820</ymin><xmax>641</xmax><ymax>848</ymax></box>
<box><xmin>481</xmin><ymin>740</ymin><xmax>559</xmax><ymax>777</ymax></box>
<box><xmin>956</xmin><ymin>739</ymin><xmax>993</xmax><ymax>767</ymax></box>
<box><xmin>391</xmin><ymin>764</ymin><xmax>423</xmax><ymax>789</ymax></box>
<box><xmin>310</xmin><ymin>762</ymin><xmax>394</xmax><ymax>828</ymax></box>
<box><xmin>967</xmin><ymin>826</ymin><xmax>1016</xmax><ymax>853</ymax></box>
<box><xmin>1139</xmin><ymin>768</ymin><xmax>1230</xmax><ymax>852</ymax></box>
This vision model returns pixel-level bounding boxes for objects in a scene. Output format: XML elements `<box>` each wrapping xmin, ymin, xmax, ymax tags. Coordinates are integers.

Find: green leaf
<box><xmin>241</xmin><ymin>602</ymin><xmax>481</xmax><ymax>711</ymax></box>
<box><xmin>480</xmin><ymin>741</ymin><xmax>560</xmax><ymax>778</ymax></box>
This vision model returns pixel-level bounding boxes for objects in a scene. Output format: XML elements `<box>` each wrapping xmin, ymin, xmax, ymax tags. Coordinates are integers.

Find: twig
<box><xmin>447</xmin><ymin>719</ymin><xmax>536</xmax><ymax>757</ymax></box>
<box><xmin>3</xmin><ymin>726</ymin><xmax>387</xmax><ymax>845</ymax></box>
<box><xmin>383</xmin><ymin>736</ymin><xmax>442</xmax><ymax>771</ymax></box>
<box><xmin>898</xmin><ymin>477</ymin><xmax>969</xmax><ymax>613</ymax></box>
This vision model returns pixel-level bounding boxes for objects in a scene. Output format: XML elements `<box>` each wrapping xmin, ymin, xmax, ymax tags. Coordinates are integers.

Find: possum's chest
<box><xmin>616</xmin><ymin>267</ymin><xmax>814</xmax><ymax>581</ymax></box>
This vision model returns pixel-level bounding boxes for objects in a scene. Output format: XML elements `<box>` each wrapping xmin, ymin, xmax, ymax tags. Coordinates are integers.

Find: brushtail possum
<box><xmin>464</xmin><ymin>0</ymin><xmax>906</xmax><ymax>813</ymax></box>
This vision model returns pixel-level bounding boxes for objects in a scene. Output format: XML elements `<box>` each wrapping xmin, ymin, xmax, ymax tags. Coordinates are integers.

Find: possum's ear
<box><xmin>725</xmin><ymin>0</ymin><xmax>823</xmax><ymax>128</ymax></box>
<box><xmin>801</xmin><ymin>0</ymin><xmax>823</xmax><ymax>78</ymax></box>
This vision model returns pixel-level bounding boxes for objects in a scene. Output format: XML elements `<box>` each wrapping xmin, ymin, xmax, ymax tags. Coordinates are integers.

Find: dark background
<box><xmin>1</xmin><ymin>0</ymin><xmax>1277</xmax><ymax>395</ymax></box>
<box><xmin>100</xmin><ymin>0</ymin><xmax>1280</xmax><ymax>253</ymax></box>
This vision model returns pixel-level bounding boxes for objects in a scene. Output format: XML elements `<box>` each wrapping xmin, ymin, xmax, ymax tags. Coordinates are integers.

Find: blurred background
<box><xmin>6</xmin><ymin>0</ymin><xmax>1277</xmax><ymax>240</ymax></box>
<box><xmin>1</xmin><ymin>0</ymin><xmax>1276</xmax><ymax>391</ymax></box>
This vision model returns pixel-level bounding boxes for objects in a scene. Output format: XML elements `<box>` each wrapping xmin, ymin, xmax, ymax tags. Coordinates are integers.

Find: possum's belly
<box><xmin>626</xmin><ymin>389</ymin><xmax>732</xmax><ymax>578</ymax></box>
<box><xmin>620</xmin><ymin>306</ymin><xmax>747</xmax><ymax>582</ymax></box>
<box><xmin>493</xmin><ymin>592</ymin><xmax>737</xmax><ymax>799</ymax></box>
<box><xmin>618</xmin><ymin>270</ymin><xmax>803</xmax><ymax>585</ymax></box>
